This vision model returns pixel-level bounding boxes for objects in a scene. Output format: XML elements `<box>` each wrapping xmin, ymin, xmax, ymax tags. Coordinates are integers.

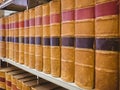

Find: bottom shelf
<box><xmin>0</xmin><ymin>57</ymin><xmax>83</xmax><ymax>90</ymax></box>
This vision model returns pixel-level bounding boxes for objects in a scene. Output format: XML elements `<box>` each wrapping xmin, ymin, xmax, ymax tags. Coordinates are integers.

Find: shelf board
<box><xmin>1</xmin><ymin>57</ymin><xmax>84</xmax><ymax>90</ymax></box>
<box><xmin>0</xmin><ymin>0</ymin><xmax>27</xmax><ymax>11</ymax></box>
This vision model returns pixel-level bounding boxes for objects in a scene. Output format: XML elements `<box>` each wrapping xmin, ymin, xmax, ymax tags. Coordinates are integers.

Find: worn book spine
<box><xmin>61</xmin><ymin>0</ymin><xmax>75</xmax><ymax>82</ymax></box>
<box><xmin>18</xmin><ymin>12</ymin><xmax>24</xmax><ymax>64</ymax></box>
<box><xmin>75</xmin><ymin>0</ymin><xmax>95</xmax><ymax>89</ymax></box>
<box><xmin>95</xmin><ymin>0</ymin><xmax>119</xmax><ymax>90</ymax></box>
<box><xmin>5</xmin><ymin>73</ymin><xmax>12</xmax><ymax>90</ymax></box>
<box><xmin>50</xmin><ymin>0</ymin><xmax>61</xmax><ymax>77</ymax></box>
<box><xmin>29</xmin><ymin>8</ymin><xmax>35</xmax><ymax>69</ymax></box>
<box><xmin>35</xmin><ymin>5</ymin><xmax>43</xmax><ymax>71</ymax></box>
<box><xmin>5</xmin><ymin>17</ymin><xmax>9</xmax><ymax>58</ymax></box>
<box><xmin>42</xmin><ymin>3</ymin><xmax>51</xmax><ymax>74</ymax></box>
<box><xmin>24</xmin><ymin>10</ymin><xmax>29</xmax><ymax>66</ymax></box>
<box><xmin>9</xmin><ymin>15</ymin><xmax>14</xmax><ymax>60</ymax></box>
<box><xmin>0</xmin><ymin>18</ymin><xmax>5</xmax><ymax>58</ymax></box>
<box><xmin>14</xmin><ymin>13</ymin><xmax>19</xmax><ymax>62</ymax></box>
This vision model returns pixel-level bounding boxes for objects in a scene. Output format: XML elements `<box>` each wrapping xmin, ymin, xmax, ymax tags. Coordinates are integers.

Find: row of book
<box><xmin>0</xmin><ymin>0</ymin><xmax>119</xmax><ymax>90</ymax></box>
<box><xmin>0</xmin><ymin>66</ymin><xmax>66</xmax><ymax>90</ymax></box>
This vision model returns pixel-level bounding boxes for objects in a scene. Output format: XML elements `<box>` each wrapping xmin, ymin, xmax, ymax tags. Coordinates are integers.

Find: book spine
<box><xmin>5</xmin><ymin>73</ymin><xmax>12</xmax><ymax>90</ymax></box>
<box><xmin>0</xmin><ymin>72</ymin><xmax>6</xmax><ymax>90</ymax></box>
<box><xmin>75</xmin><ymin>0</ymin><xmax>95</xmax><ymax>89</ymax></box>
<box><xmin>14</xmin><ymin>13</ymin><xmax>19</xmax><ymax>62</ymax></box>
<box><xmin>18</xmin><ymin>12</ymin><xmax>24</xmax><ymax>64</ymax></box>
<box><xmin>29</xmin><ymin>8</ymin><xmax>35</xmax><ymax>69</ymax></box>
<box><xmin>95</xmin><ymin>1</ymin><xmax>119</xmax><ymax>90</ymax></box>
<box><xmin>24</xmin><ymin>10</ymin><xmax>29</xmax><ymax>66</ymax></box>
<box><xmin>50</xmin><ymin>0</ymin><xmax>61</xmax><ymax>77</ymax></box>
<box><xmin>0</xmin><ymin>18</ymin><xmax>5</xmax><ymax>58</ymax></box>
<box><xmin>5</xmin><ymin>17</ymin><xmax>9</xmax><ymax>58</ymax></box>
<box><xmin>61</xmin><ymin>0</ymin><xmax>75</xmax><ymax>82</ymax></box>
<box><xmin>42</xmin><ymin>3</ymin><xmax>51</xmax><ymax>74</ymax></box>
<box><xmin>35</xmin><ymin>5</ymin><xmax>43</xmax><ymax>71</ymax></box>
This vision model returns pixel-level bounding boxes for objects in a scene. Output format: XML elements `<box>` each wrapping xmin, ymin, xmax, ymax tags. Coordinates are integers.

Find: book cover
<box><xmin>50</xmin><ymin>0</ymin><xmax>61</xmax><ymax>77</ymax></box>
<box><xmin>18</xmin><ymin>12</ymin><xmax>24</xmax><ymax>64</ymax></box>
<box><xmin>24</xmin><ymin>10</ymin><xmax>29</xmax><ymax>66</ymax></box>
<box><xmin>42</xmin><ymin>3</ymin><xmax>51</xmax><ymax>74</ymax></box>
<box><xmin>75</xmin><ymin>0</ymin><xmax>95</xmax><ymax>89</ymax></box>
<box><xmin>95</xmin><ymin>1</ymin><xmax>119</xmax><ymax>90</ymax></box>
<box><xmin>13</xmin><ymin>13</ymin><xmax>19</xmax><ymax>62</ymax></box>
<box><xmin>29</xmin><ymin>8</ymin><xmax>35</xmax><ymax>69</ymax></box>
<box><xmin>35</xmin><ymin>5</ymin><xmax>43</xmax><ymax>71</ymax></box>
<box><xmin>61</xmin><ymin>0</ymin><xmax>75</xmax><ymax>82</ymax></box>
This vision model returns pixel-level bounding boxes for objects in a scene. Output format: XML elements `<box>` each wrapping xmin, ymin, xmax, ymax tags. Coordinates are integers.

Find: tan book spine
<box><xmin>24</xmin><ymin>10</ymin><xmax>29</xmax><ymax>66</ymax></box>
<box><xmin>29</xmin><ymin>8</ymin><xmax>35</xmax><ymax>69</ymax></box>
<box><xmin>35</xmin><ymin>5</ymin><xmax>43</xmax><ymax>71</ymax></box>
<box><xmin>95</xmin><ymin>1</ymin><xmax>119</xmax><ymax>90</ymax></box>
<box><xmin>50</xmin><ymin>0</ymin><xmax>61</xmax><ymax>77</ymax></box>
<box><xmin>18</xmin><ymin>12</ymin><xmax>24</xmax><ymax>64</ymax></box>
<box><xmin>75</xmin><ymin>0</ymin><xmax>95</xmax><ymax>89</ymax></box>
<box><xmin>5</xmin><ymin>17</ymin><xmax>9</xmax><ymax>58</ymax></box>
<box><xmin>13</xmin><ymin>13</ymin><xmax>19</xmax><ymax>62</ymax></box>
<box><xmin>42</xmin><ymin>3</ymin><xmax>51</xmax><ymax>74</ymax></box>
<box><xmin>61</xmin><ymin>0</ymin><xmax>75</xmax><ymax>82</ymax></box>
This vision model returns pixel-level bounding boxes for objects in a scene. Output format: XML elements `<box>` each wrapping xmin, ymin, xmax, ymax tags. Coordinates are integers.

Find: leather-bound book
<box><xmin>75</xmin><ymin>0</ymin><xmax>95</xmax><ymax>89</ymax></box>
<box><xmin>42</xmin><ymin>3</ymin><xmax>51</xmax><ymax>74</ymax></box>
<box><xmin>61</xmin><ymin>0</ymin><xmax>75</xmax><ymax>82</ymax></box>
<box><xmin>29</xmin><ymin>8</ymin><xmax>35</xmax><ymax>69</ymax></box>
<box><xmin>95</xmin><ymin>0</ymin><xmax>119</xmax><ymax>90</ymax></box>
<box><xmin>50</xmin><ymin>0</ymin><xmax>61</xmax><ymax>77</ymax></box>
<box><xmin>35</xmin><ymin>5</ymin><xmax>43</xmax><ymax>71</ymax></box>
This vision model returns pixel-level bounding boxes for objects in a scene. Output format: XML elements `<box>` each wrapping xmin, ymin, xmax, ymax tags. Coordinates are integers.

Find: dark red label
<box><xmin>35</xmin><ymin>17</ymin><xmax>42</xmax><ymax>25</ymax></box>
<box><xmin>6</xmin><ymin>81</ymin><xmax>11</xmax><ymax>87</ymax></box>
<box><xmin>50</xmin><ymin>14</ymin><xmax>61</xmax><ymax>24</ymax></box>
<box><xmin>0</xmin><ymin>77</ymin><xmax>5</xmax><ymax>82</ymax></box>
<box><xmin>43</xmin><ymin>15</ymin><xmax>50</xmax><ymax>25</ymax></box>
<box><xmin>0</xmin><ymin>24</ymin><xmax>5</xmax><ymax>30</ymax></box>
<box><xmin>62</xmin><ymin>10</ymin><xmax>75</xmax><ymax>22</ymax></box>
<box><xmin>29</xmin><ymin>18</ymin><xmax>35</xmax><ymax>26</ymax></box>
<box><xmin>14</xmin><ymin>22</ymin><xmax>19</xmax><ymax>29</ymax></box>
<box><xmin>96</xmin><ymin>1</ymin><xmax>118</xmax><ymax>17</ymax></box>
<box><xmin>19</xmin><ymin>21</ymin><xmax>24</xmax><ymax>28</ymax></box>
<box><xmin>24</xmin><ymin>20</ymin><xmax>29</xmax><ymax>27</ymax></box>
<box><xmin>76</xmin><ymin>7</ymin><xmax>95</xmax><ymax>20</ymax></box>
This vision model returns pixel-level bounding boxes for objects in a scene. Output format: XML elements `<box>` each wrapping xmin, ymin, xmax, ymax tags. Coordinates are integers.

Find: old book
<box><xmin>29</xmin><ymin>8</ymin><xmax>35</xmax><ymax>69</ymax></box>
<box><xmin>95</xmin><ymin>1</ymin><xmax>119</xmax><ymax>90</ymax></box>
<box><xmin>5</xmin><ymin>16</ymin><xmax>9</xmax><ymax>58</ymax></box>
<box><xmin>42</xmin><ymin>3</ymin><xmax>51</xmax><ymax>74</ymax></box>
<box><xmin>0</xmin><ymin>17</ymin><xmax>5</xmax><ymax>58</ymax></box>
<box><xmin>13</xmin><ymin>13</ymin><xmax>19</xmax><ymax>62</ymax></box>
<box><xmin>17</xmin><ymin>76</ymin><xmax>37</xmax><ymax>90</ymax></box>
<box><xmin>61</xmin><ymin>0</ymin><xmax>75</xmax><ymax>82</ymax></box>
<box><xmin>5</xmin><ymin>69</ymin><xmax>25</xmax><ymax>90</ymax></box>
<box><xmin>9</xmin><ymin>15</ymin><xmax>14</xmax><ymax>60</ymax></box>
<box><xmin>18</xmin><ymin>12</ymin><xmax>24</xmax><ymax>64</ymax></box>
<box><xmin>24</xmin><ymin>10</ymin><xmax>29</xmax><ymax>66</ymax></box>
<box><xmin>35</xmin><ymin>5</ymin><xmax>43</xmax><ymax>71</ymax></box>
<box><xmin>50</xmin><ymin>0</ymin><xmax>61</xmax><ymax>77</ymax></box>
<box><xmin>0</xmin><ymin>67</ymin><xmax>17</xmax><ymax>90</ymax></box>
<box><xmin>75</xmin><ymin>0</ymin><xmax>95</xmax><ymax>89</ymax></box>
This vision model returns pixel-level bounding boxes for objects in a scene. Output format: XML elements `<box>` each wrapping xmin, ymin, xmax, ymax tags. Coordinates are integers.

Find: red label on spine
<box><xmin>19</xmin><ymin>21</ymin><xmax>24</xmax><ymax>28</ymax></box>
<box><xmin>35</xmin><ymin>17</ymin><xmax>42</xmax><ymax>25</ymax></box>
<box><xmin>43</xmin><ymin>15</ymin><xmax>50</xmax><ymax>25</ymax></box>
<box><xmin>6</xmin><ymin>81</ymin><xmax>11</xmax><ymax>87</ymax></box>
<box><xmin>96</xmin><ymin>1</ymin><xmax>118</xmax><ymax>17</ymax></box>
<box><xmin>62</xmin><ymin>10</ymin><xmax>75</xmax><ymax>21</ymax></box>
<box><xmin>0</xmin><ymin>24</ymin><xmax>5</xmax><ymax>30</ymax></box>
<box><xmin>76</xmin><ymin>7</ymin><xmax>95</xmax><ymax>20</ymax></box>
<box><xmin>29</xmin><ymin>18</ymin><xmax>35</xmax><ymax>26</ymax></box>
<box><xmin>14</xmin><ymin>22</ymin><xmax>19</xmax><ymax>29</ymax></box>
<box><xmin>24</xmin><ymin>20</ymin><xmax>29</xmax><ymax>27</ymax></box>
<box><xmin>50</xmin><ymin>14</ymin><xmax>61</xmax><ymax>24</ymax></box>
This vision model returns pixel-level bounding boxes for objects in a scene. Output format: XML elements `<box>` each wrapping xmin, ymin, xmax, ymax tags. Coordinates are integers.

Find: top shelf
<box><xmin>0</xmin><ymin>0</ymin><xmax>51</xmax><ymax>11</ymax></box>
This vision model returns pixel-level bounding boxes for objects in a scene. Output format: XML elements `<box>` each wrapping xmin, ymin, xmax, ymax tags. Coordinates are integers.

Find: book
<box><xmin>24</xmin><ymin>10</ymin><xmax>29</xmax><ymax>66</ymax></box>
<box><xmin>61</xmin><ymin>0</ymin><xmax>75</xmax><ymax>82</ymax></box>
<box><xmin>29</xmin><ymin>8</ymin><xmax>35</xmax><ymax>69</ymax></box>
<box><xmin>50</xmin><ymin>0</ymin><xmax>61</xmax><ymax>77</ymax></box>
<box><xmin>42</xmin><ymin>3</ymin><xmax>51</xmax><ymax>74</ymax></box>
<box><xmin>13</xmin><ymin>13</ymin><xmax>19</xmax><ymax>62</ymax></box>
<box><xmin>75</xmin><ymin>0</ymin><xmax>95</xmax><ymax>89</ymax></box>
<box><xmin>5</xmin><ymin>16</ymin><xmax>9</xmax><ymax>58</ymax></box>
<box><xmin>35</xmin><ymin>5</ymin><xmax>43</xmax><ymax>71</ymax></box>
<box><xmin>18</xmin><ymin>12</ymin><xmax>24</xmax><ymax>64</ymax></box>
<box><xmin>95</xmin><ymin>1</ymin><xmax>119</xmax><ymax>90</ymax></box>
